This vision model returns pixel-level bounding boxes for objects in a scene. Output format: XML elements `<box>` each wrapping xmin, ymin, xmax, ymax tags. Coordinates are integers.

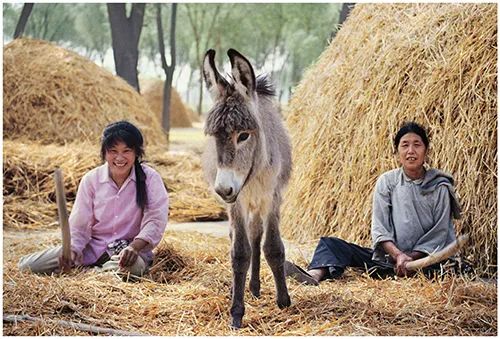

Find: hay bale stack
<box><xmin>186</xmin><ymin>106</ymin><xmax>200</xmax><ymax>123</ymax></box>
<box><xmin>142</xmin><ymin>80</ymin><xmax>192</xmax><ymax>128</ymax></box>
<box><xmin>3</xmin><ymin>140</ymin><xmax>226</xmax><ymax>229</ymax></box>
<box><xmin>282</xmin><ymin>4</ymin><xmax>496</xmax><ymax>274</ymax></box>
<box><xmin>3</xmin><ymin>38</ymin><xmax>166</xmax><ymax>146</ymax></box>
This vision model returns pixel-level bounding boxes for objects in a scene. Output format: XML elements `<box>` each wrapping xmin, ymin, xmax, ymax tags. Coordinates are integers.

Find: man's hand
<box><xmin>395</xmin><ymin>252</ymin><xmax>413</xmax><ymax>277</ymax></box>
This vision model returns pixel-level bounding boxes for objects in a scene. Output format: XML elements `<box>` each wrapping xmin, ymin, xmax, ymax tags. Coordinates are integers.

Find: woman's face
<box><xmin>397</xmin><ymin>132</ymin><xmax>427</xmax><ymax>174</ymax></box>
<box><xmin>105</xmin><ymin>141</ymin><xmax>136</xmax><ymax>180</ymax></box>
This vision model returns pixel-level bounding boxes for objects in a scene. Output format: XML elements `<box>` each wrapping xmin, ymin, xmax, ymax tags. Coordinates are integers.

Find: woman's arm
<box><xmin>134</xmin><ymin>170</ymin><xmax>169</xmax><ymax>251</ymax></box>
<box><xmin>371</xmin><ymin>174</ymin><xmax>396</xmax><ymax>249</ymax></box>
<box><xmin>66</xmin><ymin>173</ymin><xmax>95</xmax><ymax>266</ymax></box>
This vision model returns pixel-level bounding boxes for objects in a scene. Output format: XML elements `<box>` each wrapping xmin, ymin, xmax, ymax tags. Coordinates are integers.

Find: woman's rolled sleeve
<box><xmin>136</xmin><ymin>171</ymin><xmax>169</xmax><ymax>250</ymax></box>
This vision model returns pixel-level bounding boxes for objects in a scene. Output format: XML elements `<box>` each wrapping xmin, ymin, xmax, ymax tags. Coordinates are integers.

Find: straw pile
<box><xmin>142</xmin><ymin>80</ymin><xmax>192</xmax><ymax>128</ymax></box>
<box><xmin>186</xmin><ymin>106</ymin><xmax>200</xmax><ymax>123</ymax></box>
<box><xmin>3</xmin><ymin>140</ymin><xmax>226</xmax><ymax>229</ymax></box>
<box><xmin>3</xmin><ymin>38</ymin><xmax>166</xmax><ymax>146</ymax></box>
<box><xmin>282</xmin><ymin>4</ymin><xmax>497</xmax><ymax>275</ymax></box>
<box><xmin>4</xmin><ymin>229</ymin><xmax>497</xmax><ymax>335</ymax></box>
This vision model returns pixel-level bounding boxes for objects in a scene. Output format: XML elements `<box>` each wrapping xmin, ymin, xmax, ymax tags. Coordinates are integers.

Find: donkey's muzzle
<box><xmin>215</xmin><ymin>186</ymin><xmax>237</xmax><ymax>203</ymax></box>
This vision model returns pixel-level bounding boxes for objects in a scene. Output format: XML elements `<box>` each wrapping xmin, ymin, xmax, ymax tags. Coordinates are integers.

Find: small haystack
<box><xmin>3</xmin><ymin>38</ymin><xmax>166</xmax><ymax>146</ymax></box>
<box><xmin>3</xmin><ymin>140</ymin><xmax>226</xmax><ymax>230</ymax></box>
<box><xmin>186</xmin><ymin>106</ymin><xmax>200</xmax><ymax>123</ymax></box>
<box><xmin>141</xmin><ymin>80</ymin><xmax>192</xmax><ymax>128</ymax></box>
<box><xmin>282</xmin><ymin>4</ymin><xmax>497</xmax><ymax>275</ymax></box>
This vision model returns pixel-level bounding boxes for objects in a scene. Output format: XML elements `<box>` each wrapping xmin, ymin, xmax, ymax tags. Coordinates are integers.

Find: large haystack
<box><xmin>3</xmin><ymin>140</ymin><xmax>226</xmax><ymax>229</ymax></box>
<box><xmin>3</xmin><ymin>38</ymin><xmax>166</xmax><ymax>146</ymax></box>
<box><xmin>282</xmin><ymin>4</ymin><xmax>496</xmax><ymax>275</ymax></box>
<box><xmin>142</xmin><ymin>80</ymin><xmax>192</xmax><ymax>128</ymax></box>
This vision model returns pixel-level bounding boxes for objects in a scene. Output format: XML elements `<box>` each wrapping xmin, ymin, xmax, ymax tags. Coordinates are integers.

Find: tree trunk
<box><xmin>14</xmin><ymin>3</ymin><xmax>34</xmax><ymax>39</ymax></box>
<box><xmin>156</xmin><ymin>3</ymin><xmax>177</xmax><ymax>144</ymax></box>
<box><xmin>331</xmin><ymin>3</ymin><xmax>355</xmax><ymax>40</ymax></box>
<box><xmin>107</xmin><ymin>3</ymin><xmax>145</xmax><ymax>92</ymax></box>
<box><xmin>186</xmin><ymin>67</ymin><xmax>194</xmax><ymax>105</ymax></box>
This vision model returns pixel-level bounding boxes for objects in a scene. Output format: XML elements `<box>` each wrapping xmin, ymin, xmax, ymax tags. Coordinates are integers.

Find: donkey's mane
<box><xmin>225</xmin><ymin>74</ymin><xmax>275</xmax><ymax>97</ymax></box>
<box><xmin>256</xmin><ymin>74</ymin><xmax>275</xmax><ymax>97</ymax></box>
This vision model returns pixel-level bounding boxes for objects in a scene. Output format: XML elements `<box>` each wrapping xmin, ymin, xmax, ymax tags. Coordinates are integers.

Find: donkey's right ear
<box><xmin>203</xmin><ymin>49</ymin><xmax>228</xmax><ymax>101</ymax></box>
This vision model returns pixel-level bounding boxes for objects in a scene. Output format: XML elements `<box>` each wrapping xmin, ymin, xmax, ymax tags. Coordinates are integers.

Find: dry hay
<box><xmin>3</xmin><ymin>38</ymin><xmax>166</xmax><ymax>146</ymax></box>
<box><xmin>3</xmin><ymin>228</ymin><xmax>497</xmax><ymax>335</ymax></box>
<box><xmin>186</xmin><ymin>105</ymin><xmax>201</xmax><ymax>123</ymax></box>
<box><xmin>3</xmin><ymin>140</ymin><xmax>226</xmax><ymax>230</ymax></box>
<box><xmin>282</xmin><ymin>4</ymin><xmax>497</xmax><ymax>276</ymax></box>
<box><xmin>142</xmin><ymin>80</ymin><xmax>192</xmax><ymax>128</ymax></box>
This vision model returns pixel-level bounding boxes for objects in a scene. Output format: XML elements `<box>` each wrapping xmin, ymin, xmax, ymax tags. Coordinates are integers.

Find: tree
<box><xmin>74</xmin><ymin>4</ymin><xmax>110</xmax><ymax>64</ymax></box>
<box><xmin>13</xmin><ymin>3</ymin><xmax>34</xmax><ymax>38</ymax></box>
<box><xmin>183</xmin><ymin>3</ymin><xmax>225</xmax><ymax>115</ymax></box>
<box><xmin>156</xmin><ymin>3</ymin><xmax>177</xmax><ymax>142</ymax></box>
<box><xmin>331</xmin><ymin>3</ymin><xmax>355</xmax><ymax>39</ymax></box>
<box><xmin>107</xmin><ymin>3</ymin><xmax>145</xmax><ymax>92</ymax></box>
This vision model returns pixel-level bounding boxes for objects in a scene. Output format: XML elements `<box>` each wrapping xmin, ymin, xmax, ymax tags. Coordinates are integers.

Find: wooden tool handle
<box><xmin>54</xmin><ymin>168</ymin><xmax>71</xmax><ymax>262</ymax></box>
<box><xmin>405</xmin><ymin>234</ymin><xmax>469</xmax><ymax>271</ymax></box>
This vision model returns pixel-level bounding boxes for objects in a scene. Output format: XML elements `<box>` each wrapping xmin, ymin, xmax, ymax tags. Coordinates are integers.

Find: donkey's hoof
<box><xmin>277</xmin><ymin>294</ymin><xmax>291</xmax><ymax>309</ymax></box>
<box><xmin>230</xmin><ymin>317</ymin><xmax>243</xmax><ymax>329</ymax></box>
<box><xmin>249</xmin><ymin>283</ymin><xmax>260</xmax><ymax>298</ymax></box>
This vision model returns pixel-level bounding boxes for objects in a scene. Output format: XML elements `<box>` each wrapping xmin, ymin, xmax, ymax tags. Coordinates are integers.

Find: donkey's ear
<box><xmin>203</xmin><ymin>49</ymin><xmax>228</xmax><ymax>101</ymax></box>
<box><xmin>227</xmin><ymin>49</ymin><xmax>256</xmax><ymax>98</ymax></box>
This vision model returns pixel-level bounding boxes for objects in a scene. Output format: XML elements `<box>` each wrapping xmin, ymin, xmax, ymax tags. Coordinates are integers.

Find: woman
<box><xmin>18</xmin><ymin>121</ymin><xmax>169</xmax><ymax>277</ymax></box>
<box><xmin>285</xmin><ymin>122</ymin><xmax>461</xmax><ymax>285</ymax></box>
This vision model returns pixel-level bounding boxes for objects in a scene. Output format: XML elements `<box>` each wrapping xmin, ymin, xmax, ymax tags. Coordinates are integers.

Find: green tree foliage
<box><xmin>73</xmin><ymin>4</ymin><xmax>110</xmax><ymax>63</ymax></box>
<box><xmin>3</xmin><ymin>3</ymin><xmax>341</xmax><ymax>105</ymax></box>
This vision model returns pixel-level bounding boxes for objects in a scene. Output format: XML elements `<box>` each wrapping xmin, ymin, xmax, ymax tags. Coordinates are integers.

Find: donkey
<box><xmin>201</xmin><ymin>49</ymin><xmax>292</xmax><ymax>329</ymax></box>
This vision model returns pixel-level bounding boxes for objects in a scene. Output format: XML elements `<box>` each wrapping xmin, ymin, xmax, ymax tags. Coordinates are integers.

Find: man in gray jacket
<box><xmin>285</xmin><ymin>122</ymin><xmax>463</xmax><ymax>285</ymax></box>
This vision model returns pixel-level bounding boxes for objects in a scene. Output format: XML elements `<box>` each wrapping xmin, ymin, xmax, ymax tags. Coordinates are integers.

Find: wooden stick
<box><xmin>405</xmin><ymin>234</ymin><xmax>469</xmax><ymax>271</ymax></box>
<box><xmin>54</xmin><ymin>168</ymin><xmax>71</xmax><ymax>263</ymax></box>
<box><xmin>3</xmin><ymin>314</ymin><xmax>146</xmax><ymax>336</ymax></box>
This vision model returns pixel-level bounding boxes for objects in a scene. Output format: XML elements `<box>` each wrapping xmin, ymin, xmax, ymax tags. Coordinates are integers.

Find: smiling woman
<box><xmin>18</xmin><ymin>121</ymin><xmax>169</xmax><ymax>279</ymax></box>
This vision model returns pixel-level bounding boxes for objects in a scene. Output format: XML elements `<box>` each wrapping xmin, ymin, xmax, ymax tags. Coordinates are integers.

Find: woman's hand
<box><xmin>58</xmin><ymin>250</ymin><xmax>78</xmax><ymax>272</ymax></box>
<box><xmin>395</xmin><ymin>252</ymin><xmax>413</xmax><ymax>277</ymax></box>
<box><xmin>119</xmin><ymin>245</ymin><xmax>139</xmax><ymax>268</ymax></box>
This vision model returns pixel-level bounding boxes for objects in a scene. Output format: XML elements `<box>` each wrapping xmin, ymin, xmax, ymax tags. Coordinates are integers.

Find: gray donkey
<box><xmin>202</xmin><ymin>49</ymin><xmax>292</xmax><ymax>329</ymax></box>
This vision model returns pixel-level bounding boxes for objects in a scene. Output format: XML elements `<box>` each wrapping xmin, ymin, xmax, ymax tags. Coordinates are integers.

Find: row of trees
<box><xmin>4</xmin><ymin>3</ymin><xmax>352</xmax><ymax>133</ymax></box>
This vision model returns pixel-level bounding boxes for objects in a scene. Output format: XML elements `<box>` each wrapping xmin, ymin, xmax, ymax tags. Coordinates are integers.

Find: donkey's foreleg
<box><xmin>248</xmin><ymin>214</ymin><xmax>263</xmax><ymax>298</ymax></box>
<box><xmin>229</xmin><ymin>204</ymin><xmax>251</xmax><ymax>329</ymax></box>
<box><xmin>263</xmin><ymin>202</ymin><xmax>291</xmax><ymax>309</ymax></box>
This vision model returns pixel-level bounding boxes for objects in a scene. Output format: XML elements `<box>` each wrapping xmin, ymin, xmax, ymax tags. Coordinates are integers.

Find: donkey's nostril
<box><xmin>215</xmin><ymin>186</ymin><xmax>234</xmax><ymax>200</ymax></box>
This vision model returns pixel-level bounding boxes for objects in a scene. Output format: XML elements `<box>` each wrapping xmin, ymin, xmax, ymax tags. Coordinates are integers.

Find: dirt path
<box><xmin>5</xmin><ymin>221</ymin><xmax>315</xmax><ymax>263</ymax></box>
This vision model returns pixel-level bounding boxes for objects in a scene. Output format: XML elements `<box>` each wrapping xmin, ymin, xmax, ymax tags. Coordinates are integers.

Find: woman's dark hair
<box><xmin>101</xmin><ymin>120</ymin><xmax>147</xmax><ymax>210</ymax></box>
<box><xmin>394</xmin><ymin>121</ymin><xmax>429</xmax><ymax>152</ymax></box>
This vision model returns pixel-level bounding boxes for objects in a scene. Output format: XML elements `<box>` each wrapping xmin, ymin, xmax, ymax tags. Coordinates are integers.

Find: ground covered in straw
<box><xmin>4</xmin><ymin>229</ymin><xmax>497</xmax><ymax>336</ymax></box>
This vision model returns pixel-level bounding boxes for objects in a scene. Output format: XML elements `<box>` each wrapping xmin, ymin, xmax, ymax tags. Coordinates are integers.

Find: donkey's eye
<box><xmin>237</xmin><ymin>132</ymin><xmax>250</xmax><ymax>143</ymax></box>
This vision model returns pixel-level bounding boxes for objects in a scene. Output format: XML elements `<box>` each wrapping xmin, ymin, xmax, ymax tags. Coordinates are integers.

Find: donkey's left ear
<box><xmin>228</xmin><ymin>49</ymin><xmax>256</xmax><ymax>98</ymax></box>
<box><xmin>203</xmin><ymin>49</ymin><xmax>228</xmax><ymax>101</ymax></box>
